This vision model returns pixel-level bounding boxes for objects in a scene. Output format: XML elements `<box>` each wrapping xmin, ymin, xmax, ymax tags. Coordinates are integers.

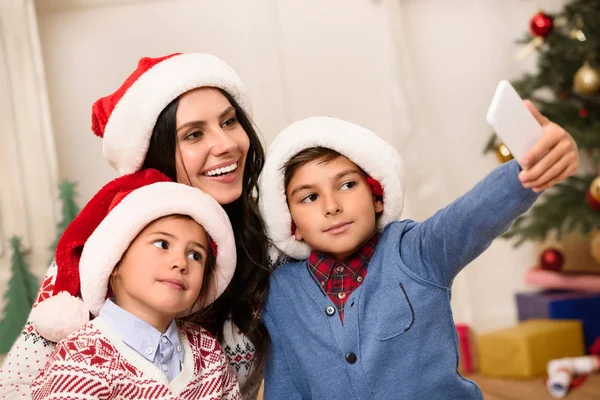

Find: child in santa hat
<box><xmin>29</xmin><ymin>168</ymin><xmax>240</xmax><ymax>400</ymax></box>
<box><xmin>258</xmin><ymin>112</ymin><xmax>578</xmax><ymax>399</ymax></box>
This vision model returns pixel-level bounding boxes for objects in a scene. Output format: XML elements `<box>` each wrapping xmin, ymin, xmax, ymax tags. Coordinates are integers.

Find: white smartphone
<box><xmin>486</xmin><ymin>80</ymin><xmax>544</xmax><ymax>166</ymax></box>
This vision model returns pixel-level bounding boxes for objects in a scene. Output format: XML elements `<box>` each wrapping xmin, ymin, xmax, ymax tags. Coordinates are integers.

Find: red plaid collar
<box><xmin>308</xmin><ymin>234</ymin><xmax>378</xmax><ymax>285</ymax></box>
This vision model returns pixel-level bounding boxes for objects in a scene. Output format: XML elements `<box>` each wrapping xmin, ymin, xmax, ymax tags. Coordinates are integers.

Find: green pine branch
<box><xmin>484</xmin><ymin>0</ymin><xmax>600</xmax><ymax>247</ymax></box>
<box><xmin>504</xmin><ymin>175</ymin><xmax>600</xmax><ymax>246</ymax></box>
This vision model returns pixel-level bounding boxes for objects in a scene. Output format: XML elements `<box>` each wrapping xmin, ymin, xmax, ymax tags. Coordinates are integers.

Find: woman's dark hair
<box><xmin>142</xmin><ymin>88</ymin><xmax>270</xmax><ymax>370</ymax></box>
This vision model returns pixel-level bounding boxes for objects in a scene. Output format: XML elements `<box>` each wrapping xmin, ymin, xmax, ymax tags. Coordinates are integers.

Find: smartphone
<box><xmin>486</xmin><ymin>80</ymin><xmax>544</xmax><ymax>166</ymax></box>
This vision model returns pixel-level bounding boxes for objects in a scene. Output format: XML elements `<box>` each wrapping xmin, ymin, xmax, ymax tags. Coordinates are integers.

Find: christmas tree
<box><xmin>0</xmin><ymin>237</ymin><xmax>39</xmax><ymax>353</ymax></box>
<box><xmin>485</xmin><ymin>1</ymin><xmax>600</xmax><ymax>256</ymax></box>
<box><xmin>49</xmin><ymin>180</ymin><xmax>79</xmax><ymax>257</ymax></box>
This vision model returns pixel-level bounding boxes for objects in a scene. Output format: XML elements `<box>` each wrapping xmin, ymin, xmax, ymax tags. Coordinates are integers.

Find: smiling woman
<box><xmin>1</xmin><ymin>53</ymin><xmax>270</xmax><ymax>400</ymax></box>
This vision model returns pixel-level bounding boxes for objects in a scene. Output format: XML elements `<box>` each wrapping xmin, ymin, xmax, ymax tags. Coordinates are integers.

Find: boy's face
<box><xmin>110</xmin><ymin>215</ymin><xmax>208</xmax><ymax>327</ymax></box>
<box><xmin>286</xmin><ymin>155</ymin><xmax>383</xmax><ymax>261</ymax></box>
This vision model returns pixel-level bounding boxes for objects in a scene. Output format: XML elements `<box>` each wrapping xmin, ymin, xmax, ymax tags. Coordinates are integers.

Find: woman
<box><xmin>0</xmin><ymin>53</ymin><xmax>270</xmax><ymax>400</ymax></box>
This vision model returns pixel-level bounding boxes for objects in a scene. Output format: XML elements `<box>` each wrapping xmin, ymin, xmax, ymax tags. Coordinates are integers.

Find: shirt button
<box><xmin>345</xmin><ymin>352</ymin><xmax>357</xmax><ymax>364</ymax></box>
<box><xmin>357</xmin><ymin>276</ymin><xmax>363</xmax><ymax>283</ymax></box>
<box><xmin>338</xmin><ymin>292</ymin><xmax>346</xmax><ymax>299</ymax></box>
<box><xmin>161</xmin><ymin>365</ymin><xmax>168</xmax><ymax>371</ymax></box>
<box><xmin>320</xmin><ymin>281</ymin><xmax>325</xmax><ymax>287</ymax></box>
<box><xmin>145</xmin><ymin>347</ymin><xmax>153</xmax><ymax>355</ymax></box>
<box><xmin>177</xmin><ymin>345</ymin><xmax>182</xmax><ymax>352</ymax></box>
<box><xmin>161</xmin><ymin>337</ymin><xmax>168</xmax><ymax>344</ymax></box>
<box><xmin>325</xmin><ymin>306</ymin><xmax>336</xmax><ymax>316</ymax></box>
<box><xmin>336</xmin><ymin>265</ymin><xmax>344</xmax><ymax>273</ymax></box>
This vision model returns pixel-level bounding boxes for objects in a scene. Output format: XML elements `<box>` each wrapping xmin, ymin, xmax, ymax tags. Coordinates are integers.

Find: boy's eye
<box><xmin>340</xmin><ymin>181</ymin><xmax>356</xmax><ymax>190</ymax></box>
<box><xmin>222</xmin><ymin>117</ymin><xmax>238</xmax><ymax>128</ymax></box>
<box><xmin>187</xmin><ymin>251</ymin><xmax>202</xmax><ymax>262</ymax></box>
<box><xmin>152</xmin><ymin>240</ymin><xmax>169</xmax><ymax>250</ymax></box>
<box><xmin>301</xmin><ymin>193</ymin><xmax>318</xmax><ymax>203</ymax></box>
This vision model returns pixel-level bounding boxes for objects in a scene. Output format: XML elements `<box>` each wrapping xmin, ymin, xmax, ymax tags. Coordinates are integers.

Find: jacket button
<box><xmin>325</xmin><ymin>306</ymin><xmax>336</xmax><ymax>316</ymax></box>
<box><xmin>345</xmin><ymin>352</ymin><xmax>357</xmax><ymax>364</ymax></box>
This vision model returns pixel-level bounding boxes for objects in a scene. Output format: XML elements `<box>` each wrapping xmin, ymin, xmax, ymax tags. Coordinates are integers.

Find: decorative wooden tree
<box><xmin>0</xmin><ymin>236</ymin><xmax>39</xmax><ymax>354</ymax></box>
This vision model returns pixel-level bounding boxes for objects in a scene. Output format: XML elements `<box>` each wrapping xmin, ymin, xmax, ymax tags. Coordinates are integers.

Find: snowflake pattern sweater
<box><xmin>0</xmin><ymin>261</ymin><xmax>261</xmax><ymax>400</ymax></box>
<box><xmin>31</xmin><ymin>317</ymin><xmax>240</xmax><ymax>400</ymax></box>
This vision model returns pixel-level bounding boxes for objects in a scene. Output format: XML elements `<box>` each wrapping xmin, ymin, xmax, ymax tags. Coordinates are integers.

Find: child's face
<box><xmin>110</xmin><ymin>215</ymin><xmax>208</xmax><ymax>324</ymax></box>
<box><xmin>286</xmin><ymin>155</ymin><xmax>383</xmax><ymax>261</ymax></box>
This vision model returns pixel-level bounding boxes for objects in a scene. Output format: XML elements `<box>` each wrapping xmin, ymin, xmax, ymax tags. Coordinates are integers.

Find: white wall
<box><xmin>0</xmin><ymin>0</ymin><xmax>58</xmax><ymax>318</ymax></box>
<box><xmin>35</xmin><ymin>0</ymin><xmax>570</xmax><ymax>332</ymax></box>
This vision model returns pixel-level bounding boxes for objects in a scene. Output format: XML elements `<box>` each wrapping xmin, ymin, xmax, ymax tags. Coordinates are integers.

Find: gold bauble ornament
<box><xmin>590</xmin><ymin>231</ymin><xmax>600</xmax><ymax>264</ymax></box>
<box><xmin>573</xmin><ymin>62</ymin><xmax>600</xmax><ymax>96</ymax></box>
<box><xmin>495</xmin><ymin>143</ymin><xmax>514</xmax><ymax>164</ymax></box>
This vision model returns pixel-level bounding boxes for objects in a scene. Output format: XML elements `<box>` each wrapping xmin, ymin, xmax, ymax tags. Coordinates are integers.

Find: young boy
<box><xmin>258</xmin><ymin>113</ymin><xmax>578</xmax><ymax>399</ymax></box>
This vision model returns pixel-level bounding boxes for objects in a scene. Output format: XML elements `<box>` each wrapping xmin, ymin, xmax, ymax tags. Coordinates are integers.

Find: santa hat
<box><xmin>92</xmin><ymin>53</ymin><xmax>251</xmax><ymax>176</ymax></box>
<box><xmin>30</xmin><ymin>169</ymin><xmax>236</xmax><ymax>342</ymax></box>
<box><xmin>258</xmin><ymin>117</ymin><xmax>406</xmax><ymax>260</ymax></box>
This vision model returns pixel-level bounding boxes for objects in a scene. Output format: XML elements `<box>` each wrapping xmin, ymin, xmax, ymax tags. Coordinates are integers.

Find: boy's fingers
<box><xmin>519</xmin><ymin>140</ymin><xmax>564</xmax><ymax>182</ymax></box>
<box><xmin>524</xmin><ymin>100</ymin><xmax>550</xmax><ymax>126</ymax></box>
<box><xmin>520</xmin><ymin>125</ymin><xmax>562</xmax><ymax>167</ymax></box>
<box><xmin>532</xmin><ymin>162</ymin><xmax>577</xmax><ymax>192</ymax></box>
<box><xmin>525</xmin><ymin>155</ymin><xmax>570</xmax><ymax>188</ymax></box>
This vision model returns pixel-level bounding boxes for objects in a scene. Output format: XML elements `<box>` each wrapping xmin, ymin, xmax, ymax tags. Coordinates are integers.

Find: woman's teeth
<box><xmin>205</xmin><ymin>163</ymin><xmax>237</xmax><ymax>176</ymax></box>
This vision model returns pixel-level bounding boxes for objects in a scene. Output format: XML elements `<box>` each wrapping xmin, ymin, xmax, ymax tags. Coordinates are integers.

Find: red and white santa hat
<box><xmin>92</xmin><ymin>53</ymin><xmax>251</xmax><ymax>176</ymax></box>
<box><xmin>30</xmin><ymin>169</ymin><xmax>236</xmax><ymax>342</ymax></box>
<box><xmin>258</xmin><ymin>116</ymin><xmax>406</xmax><ymax>261</ymax></box>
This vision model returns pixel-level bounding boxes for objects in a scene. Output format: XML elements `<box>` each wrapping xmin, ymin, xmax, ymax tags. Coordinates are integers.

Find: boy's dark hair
<box><xmin>283</xmin><ymin>147</ymin><xmax>342</xmax><ymax>191</ymax></box>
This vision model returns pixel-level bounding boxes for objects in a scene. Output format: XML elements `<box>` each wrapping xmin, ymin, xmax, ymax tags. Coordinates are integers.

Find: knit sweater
<box><xmin>0</xmin><ymin>261</ymin><xmax>261</xmax><ymax>400</ymax></box>
<box><xmin>30</xmin><ymin>318</ymin><xmax>240</xmax><ymax>400</ymax></box>
<box><xmin>263</xmin><ymin>160</ymin><xmax>539</xmax><ymax>399</ymax></box>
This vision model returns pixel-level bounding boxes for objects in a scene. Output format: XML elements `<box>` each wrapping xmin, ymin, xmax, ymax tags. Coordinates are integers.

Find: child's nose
<box><xmin>170</xmin><ymin>253</ymin><xmax>188</xmax><ymax>273</ymax></box>
<box><xmin>323</xmin><ymin>195</ymin><xmax>342</xmax><ymax>216</ymax></box>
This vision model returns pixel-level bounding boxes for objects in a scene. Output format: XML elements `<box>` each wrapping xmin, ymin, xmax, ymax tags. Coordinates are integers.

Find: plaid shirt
<box><xmin>308</xmin><ymin>234</ymin><xmax>378</xmax><ymax>323</ymax></box>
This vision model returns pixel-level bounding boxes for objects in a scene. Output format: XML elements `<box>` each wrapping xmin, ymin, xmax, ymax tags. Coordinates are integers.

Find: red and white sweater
<box><xmin>0</xmin><ymin>261</ymin><xmax>261</xmax><ymax>400</ymax></box>
<box><xmin>31</xmin><ymin>318</ymin><xmax>240</xmax><ymax>400</ymax></box>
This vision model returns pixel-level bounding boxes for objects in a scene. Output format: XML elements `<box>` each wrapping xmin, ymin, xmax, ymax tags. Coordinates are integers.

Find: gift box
<box><xmin>516</xmin><ymin>290</ymin><xmax>600</xmax><ymax>351</ymax></box>
<box><xmin>477</xmin><ymin>319</ymin><xmax>585</xmax><ymax>378</ymax></box>
<box><xmin>456</xmin><ymin>323</ymin><xmax>476</xmax><ymax>374</ymax></box>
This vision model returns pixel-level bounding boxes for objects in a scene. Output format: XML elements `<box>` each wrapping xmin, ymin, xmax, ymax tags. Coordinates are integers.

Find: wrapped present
<box><xmin>516</xmin><ymin>291</ymin><xmax>600</xmax><ymax>351</ymax></box>
<box><xmin>477</xmin><ymin>319</ymin><xmax>585</xmax><ymax>378</ymax></box>
<box><xmin>524</xmin><ymin>266</ymin><xmax>600</xmax><ymax>292</ymax></box>
<box><xmin>456</xmin><ymin>323</ymin><xmax>476</xmax><ymax>374</ymax></box>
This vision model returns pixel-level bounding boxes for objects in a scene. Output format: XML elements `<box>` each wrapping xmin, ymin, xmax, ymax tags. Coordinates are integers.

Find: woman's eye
<box><xmin>222</xmin><ymin>117</ymin><xmax>238</xmax><ymax>128</ymax></box>
<box><xmin>301</xmin><ymin>194</ymin><xmax>318</xmax><ymax>203</ymax></box>
<box><xmin>184</xmin><ymin>131</ymin><xmax>203</xmax><ymax>141</ymax></box>
<box><xmin>340</xmin><ymin>181</ymin><xmax>356</xmax><ymax>191</ymax></box>
<box><xmin>152</xmin><ymin>240</ymin><xmax>169</xmax><ymax>250</ymax></box>
<box><xmin>187</xmin><ymin>251</ymin><xmax>202</xmax><ymax>261</ymax></box>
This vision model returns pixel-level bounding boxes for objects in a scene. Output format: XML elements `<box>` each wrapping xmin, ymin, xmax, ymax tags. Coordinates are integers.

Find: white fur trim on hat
<box><xmin>104</xmin><ymin>53</ymin><xmax>252</xmax><ymax>175</ymax></box>
<box><xmin>30</xmin><ymin>291</ymin><xmax>90</xmax><ymax>342</ymax></box>
<box><xmin>259</xmin><ymin>116</ymin><xmax>406</xmax><ymax>260</ymax></box>
<box><xmin>80</xmin><ymin>182</ymin><xmax>236</xmax><ymax>316</ymax></box>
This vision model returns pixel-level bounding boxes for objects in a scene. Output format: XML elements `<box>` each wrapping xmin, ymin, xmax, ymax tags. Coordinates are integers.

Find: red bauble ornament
<box><xmin>530</xmin><ymin>11</ymin><xmax>553</xmax><ymax>37</ymax></box>
<box><xmin>539</xmin><ymin>248</ymin><xmax>564</xmax><ymax>271</ymax></box>
<box><xmin>587</xmin><ymin>177</ymin><xmax>600</xmax><ymax>210</ymax></box>
<box><xmin>587</xmin><ymin>191</ymin><xmax>600</xmax><ymax>210</ymax></box>
<box><xmin>580</xmin><ymin>108</ymin><xmax>588</xmax><ymax>117</ymax></box>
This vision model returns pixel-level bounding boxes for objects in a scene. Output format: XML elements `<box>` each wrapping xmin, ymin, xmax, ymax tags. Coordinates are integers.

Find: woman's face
<box><xmin>175</xmin><ymin>87</ymin><xmax>250</xmax><ymax>205</ymax></box>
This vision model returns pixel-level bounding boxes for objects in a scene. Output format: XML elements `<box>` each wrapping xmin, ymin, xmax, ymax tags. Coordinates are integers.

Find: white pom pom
<box><xmin>30</xmin><ymin>291</ymin><xmax>90</xmax><ymax>342</ymax></box>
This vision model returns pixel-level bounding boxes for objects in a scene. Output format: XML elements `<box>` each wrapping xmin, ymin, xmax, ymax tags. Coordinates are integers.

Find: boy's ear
<box><xmin>374</xmin><ymin>198</ymin><xmax>384</xmax><ymax>214</ymax></box>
